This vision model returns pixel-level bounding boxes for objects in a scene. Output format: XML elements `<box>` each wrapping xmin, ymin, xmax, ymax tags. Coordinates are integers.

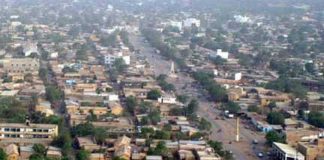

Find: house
<box><xmin>109</xmin><ymin>102</ymin><xmax>124</xmax><ymax>115</ymax></box>
<box><xmin>35</xmin><ymin>101</ymin><xmax>54</xmax><ymax>117</ymax></box>
<box><xmin>298</xmin><ymin>138</ymin><xmax>324</xmax><ymax>160</ymax></box>
<box><xmin>90</xmin><ymin>153</ymin><xmax>107</xmax><ymax>160</ymax></box>
<box><xmin>146</xmin><ymin>155</ymin><xmax>162</xmax><ymax>160</ymax></box>
<box><xmin>114</xmin><ymin>136</ymin><xmax>131</xmax><ymax>160</ymax></box>
<box><xmin>183</xmin><ymin>18</ymin><xmax>201</xmax><ymax>28</ymax></box>
<box><xmin>46</xmin><ymin>146</ymin><xmax>62</xmax><ymax>159</ymax></box>
<box><xmin>4</xmin><ymin>144</ymin><xmax>19</xmax><ymax>160</ymax></box>
<box><xmin>158</xmin><ymin>95</ymin><xmax>177</xmax><ymax>104</ymax></box>
<box><xmin>19</xmin><ymin>145</ymin><xmax>34</xmax><ymax>160</ymax></box>
<box><xmin>75</xmin><ymin>136</ymin><xmax>101</xmax><ymax>152</ymax></box>
<box><xmin>272</xmin><ymin>142</ymin><xmax>305</xmax><ymax>160</ymax></box>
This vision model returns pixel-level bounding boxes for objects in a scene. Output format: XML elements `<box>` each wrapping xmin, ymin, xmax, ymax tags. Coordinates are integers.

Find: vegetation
<box><xmin>0</xmin><ymin>148</ymin><xmax>7</xmax><ymax>160</ymax></box>
<box><xmin>266</xmin><ymin>77</ymin><xmax>307</xmax><ymax>98</ymax></box>
<box><xmin>208</xmin><ymin>140</ymin><xmax>234</xmax><ymax>160</ymax></box>
<box><xmin>113</xmin><ymin>58</ymin><xmax>128</xmax><ymax>73</ymax></box>
<box><xmin>0</xmin><ymin>97</ymin><xmax>27</xmax><ymax>123</ymax></box>
<box><xmin>147</xmin><ymin>89</ymin><xmax>162</xmax><ymax>100</ymax></box>
<box><xmin>76</xmin><ymin>149</ymin><xmax>90</xmax><ymax>160</ymax></box>
<box><xmin>308</xmin><ymin>111</ymin><xmax>324</xmax><ymax>128</ymax></box>
<box><xmin>267</xmin><ymin>112</ymin><xmax>285</xmax><ymax>125</ymax></box>
<box><xmin>193</xmin><ymin>71</ymin><xmax>227</xmax><ymax>102</ymax></box>
<box><xmin>247</xmin><ymin>105</ymin><xmax>261</xmax><ymax>113</ymax></box>
<box><xmin>125</xmin><ymin>96</ymin><xmax>137</xmax><ymax>114</ymax></box>
<box><xmin>45</xmin><ymin>86</ymin><xmax>63</xmax><ymax>103</ymax></box>
<box><xmin>223</xmin><ymin>101</ymin><xmax>241</xmax><ymax>114</ymax></box>
<box><xmin>265</xmin><ymin>131</ymin><xmax>285</xmax><ymax>145</ymax></box>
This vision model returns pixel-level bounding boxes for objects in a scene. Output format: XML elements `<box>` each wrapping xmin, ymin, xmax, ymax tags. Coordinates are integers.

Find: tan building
<box><xmin>298</xmin><ymin>138</ymin><xmax>324</xmax><ymax>160</ymax></box>
<box><xmin>3</xmin><ymin>58</ymin><xmax>40</xmax><ymax>75</ymax></box>
<box><xmin>0</xmin><ymin>123</ymin><xmax>58</xmax><ymax>146</ymax></box>
<box><xmin>4</xmin><ymin>144</ymin><xmax>19</xmax><ymax>160</ymax></box>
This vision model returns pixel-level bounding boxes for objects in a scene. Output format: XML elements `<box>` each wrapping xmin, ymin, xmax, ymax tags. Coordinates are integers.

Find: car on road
<box><xmin>257</xmin><ymin>152</ymin><xmax>264</xmax><ymax>158</ymax></box>
<box><xmin>253</xmin><ymin>139</ymin><xmax>258</xmax><ymax>144</ymax></box>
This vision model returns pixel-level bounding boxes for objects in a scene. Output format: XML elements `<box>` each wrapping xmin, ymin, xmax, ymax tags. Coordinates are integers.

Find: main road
<box><xmin>130</xmin><ymin>33</ymin><xmax>267</xmax><ymax>160</ymax></box>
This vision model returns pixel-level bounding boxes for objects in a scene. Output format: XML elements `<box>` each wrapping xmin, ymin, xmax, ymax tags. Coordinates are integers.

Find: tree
<box><xmin>224</xmin><ymin>101</ymin><xmax>241</xmax><ymax>114</ymax></box>
<box><xmin>0</xmin><ymin>148</ymin><xmax>7</xmax><ymax>160</ymax></box>
<box><xmin>247</xmin><ymin>105</ymin><xmax>261</xmax><ymax>113</ymax></box>
<box><xmin>308</xmin><ymin>111</ymin><xmax>324</xmax><ymax>128</ymax></box>
<box><xmin>153</xmin><ymin>130</ymin><xmax>171</xmax><ymax>140</ymax></box>
<box><xmin>45</xmin><ymin>86</ymin><xmax>62</xmax><ymax>103</ymax></box>
<box><xmin>113</xmin><ymin>58</ymin><xmax>127</xmax><ymax>73</ymax></box>
<box><xmin>125</xmin><ymin>96</ymin><xmax>137</xmax><ymax>114</ymax></box>
<box><xmin>76</xmin><ymin>149</ymin><xmax>90</xmax><ymax>160</ymax></box>
<box><xmin>94</xmin><ymin>128</ymin><xmax>107</xmax><ymax>145</ymax></box>
<box><xmin>33</xmin><ymin>144</ymin><xmax>47</xmax><ymax>156</ymax></box>
<box><xmin>268</xmin><ymin>101</ymin><xmax>277</xmax><ymax>111</ymax></box>
<box><xmin>198</xmin><ymin>118</ymin><xmax>212</xmax><ymax>131</ymax></box>
<box><xmin>176</xmin><ymin>94</ymin><xmax>189</xmax><ymax>104</ymax></box>
<box><xmin>186</xmin><ymin>99</ymin><xmax>199</xmax><ymax>115</ymax></box>
<box><xmin>265</xmin><ymin>130</ymin><xmax>285</xmax><ymax>145</ymax></box>
<box><xmin>267</xmin><ymin>112</ymin><xmax>285</xmax><ymax>125</ymax></box>
<box><xmin>72</xmin><ymin>122</ymin><xmax>95</xmax><ymax>136</ymax></box>
<box><xmin>147</xmin><ymin>89</ymin><xmax>161</xmax><ymax>100</ymax></box>
<box><xmin>148</xmin><ymin>141</ymin><xmax>168</xmax><ymax>156</ymax></box>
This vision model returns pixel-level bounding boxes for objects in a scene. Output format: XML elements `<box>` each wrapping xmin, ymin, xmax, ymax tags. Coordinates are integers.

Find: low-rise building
<box><xmin>272</xmin><ymin>142</ymin><xmax>305</xmax><ymax>160</ymax></box>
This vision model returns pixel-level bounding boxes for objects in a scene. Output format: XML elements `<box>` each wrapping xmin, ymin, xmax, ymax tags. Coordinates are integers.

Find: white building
<box><xmin>234</xmin><ymin>15</ymin><xmax>252</xmax><ymax>23</ymax></box>
<box><xmin>183</xmin><ymin>18</ymin><xmax>201</xmax><ymax>28</ymax></box>
<box><xmin>168</xmin><ymin>21</ymin><xmax>183</xmax><ymax>30</ymax></box>
<box><xmin>216</xmin><ymin>49</ymin><xmax>229</xmax><ymax>59</ymax></box>
<box><xmin>158</xmin><ymin>95</ymin><xmax>177</xmax><ymax>104</ymax></box>
<box><xmin>272</xmin><ymin>142</ymin><xmax>305</xmax><ymax>160</ymax></box>
<box><xmin>104</xmin><ymin>51</ymin><xmax>130</xmax><ymax>66</ymax></box>
<box><xmin>234</xmin><ymin>72</ymin><xmax>242</xmax><ymax>81</ymax></box>
<box><xmin>23</xmin><ymin>43</ymin><xmax>38</xmax><ymax>57</ymax></box>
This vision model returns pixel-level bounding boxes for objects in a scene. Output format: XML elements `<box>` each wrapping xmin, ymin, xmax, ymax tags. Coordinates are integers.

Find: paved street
<box><xmin>130</xmin><ymin>33</ymin><xmax>267</xmax><ymax>160</ymax></box>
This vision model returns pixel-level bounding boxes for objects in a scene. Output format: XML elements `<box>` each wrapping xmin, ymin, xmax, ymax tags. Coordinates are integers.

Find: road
<box><xmin>130</xmin><ymin>33</ymin><xmax>267</xmax><ymax>160</ymax></box>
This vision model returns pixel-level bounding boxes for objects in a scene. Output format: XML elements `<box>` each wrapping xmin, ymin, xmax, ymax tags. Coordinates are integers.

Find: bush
<box><xmin>267</xmin><ymin>112</ymin><xmax>285</xmax><ymax>125</ymax></box>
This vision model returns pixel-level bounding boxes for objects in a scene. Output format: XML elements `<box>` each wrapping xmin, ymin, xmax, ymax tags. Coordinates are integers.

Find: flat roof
<box><xmin>273</xmin><ymin>142</ymin><xmax>304</xmax><ymax>158</ymax></box>
<box><xmin>0</xmin><ymin>123</ymin><xmax>57</xmax><ymax>129</ymax></box>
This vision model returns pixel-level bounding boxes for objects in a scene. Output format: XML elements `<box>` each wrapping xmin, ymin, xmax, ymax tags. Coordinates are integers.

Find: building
<box><xmin>158</xmin><ymin>95</ymin><xmax>177</xmax><ymax>104</ymax></box>
<box><xmin>215</xmin><ymin>49</ymin><xmax>229</xmax><ymax>59</ymax></box>
<box><xmin>0</xmin><ymin>122</ymin><xmax>58</xmax><ymax>145</ymax></box>
<box><xmin>272</xmin><ymin>142</ymin><xmax>305</xmax><ymax>160</ymax></box>
<box><xmin>183</xmin><ymin>18</ymin><xmax>201</xmax><ymax>28</ymax></box>
<box><xmin>103</xmin><ymin>51</ymin><xmax>130</xmax><ymax>66</ymax></box>
<box><xmin>4</xmin><ymin>144</ymin><xmax>19</xmax><ymax>160</ymax></box>
<box><xmin>3</xmin><ymin>58</ymin><xmax>40</xmax><ymax>75</ymax></box>
<box><xmin>298</xmin><ymin>138</ymin><xmax>324</xmax><ymax>160</ymax></box>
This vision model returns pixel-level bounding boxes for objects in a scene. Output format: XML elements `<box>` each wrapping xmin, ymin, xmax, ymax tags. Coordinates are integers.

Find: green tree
<box><xmin>247</xmin><ymin>105</ymin><xmax>261</xmax><ymax>113</ymax></box>
<box><xmin>148</xmin><ymin>141</ymin><xmax>168</xmax><ymax>156</ymax></box>
<box><xmin>125</xmin><ymin>96</ymin><xmax>137</xmax><ymax>114</ymax></box>
<box><xmin>33</xmin><ymin>144</ymin><xmax>47</xmax><ymax>156</ymax></box>
<box><xmin>265</xmin><ymin>130</ymin><xmax>285</xmax><ymax>145</ymax></box>
<box><xmin>153</xmin><ymin>130</ymin><xmax>171</xmax><ymax>139</ymax></box>
<box><xmin>147</xmin><ymin>89</ymin><xmax>161</xmax><ymax>100</ymax></box>
<box><xmin>45</xmin><ymin>86</ymin><xmax>62</xmax><ymax>103</ymax></box>
<box><xmin>268</xmin><ymin>101</ymin><xmax>277</xmax><ymax>111</ymax></box>
<box><xmin>76</xmin><ymin>149</ymin><xmax>90</xmax><ymax>160</ymax></box>
<box><xmin>267</xmin><ymin>112</ymin><xmax>285</xmax><ymax>125</ymax></box>
<box><xmin>72</xmin><ymin>122</ymin><xmax>95</xmax><ymax>136</ymax></box>
<box><xmin>0</xmin><ymin>148</ymin><xmax>7</xmax><ymax>160</ymax></box>
<box><xmin>113</xmin><ymin>58</ymin><xmax>127</xmax><ymax>73</ymax></box>
<box><xmin>198</xmin><ymin>118</ymin><xmax>212</xmax><ymax>131</ymax></box>
<box><xmin>186</xmin><ymin>99</ymin><xmax>199</xmax><ymax>115</ymax></box>
<box><xmin>176</xmin><ymin>94</ymin><xmax>189</xmax><ymax>104</ymax></box>
<box><xmin>308</xmin><ymin>111</ymin><xmax>324</xmax><ymax>128</ymax></box>
<box><xmin>224</xmin><ymin>101</ymin><xmax>241</xmax><ymax>114</ymax></box>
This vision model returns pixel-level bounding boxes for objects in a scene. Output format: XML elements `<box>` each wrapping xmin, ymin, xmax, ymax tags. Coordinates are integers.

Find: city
<box><xmin>0</xmin><ymin>0</ymin><xmax>323</xmax><ymax>160</ymax></box>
